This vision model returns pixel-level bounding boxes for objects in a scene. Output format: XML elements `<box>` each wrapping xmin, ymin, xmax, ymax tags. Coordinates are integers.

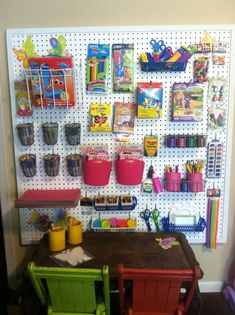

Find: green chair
<box><xmin>27</xmin><ymin>262</ymin><xmax>110</xmax><ymax>315</ymax></box>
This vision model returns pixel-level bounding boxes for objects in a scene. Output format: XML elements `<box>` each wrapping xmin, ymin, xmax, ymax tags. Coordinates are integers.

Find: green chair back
<box><xmin>27</xmin><ymin>262</ymin><xmax>110</xmax><ymax>315</ymax></box>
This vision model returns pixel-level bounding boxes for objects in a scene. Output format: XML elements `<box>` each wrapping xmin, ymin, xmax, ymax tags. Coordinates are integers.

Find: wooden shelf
<box><xmin>15</xmin><ymin>189</ymin><xmax>81</xmax><ymax>208</ymax></box>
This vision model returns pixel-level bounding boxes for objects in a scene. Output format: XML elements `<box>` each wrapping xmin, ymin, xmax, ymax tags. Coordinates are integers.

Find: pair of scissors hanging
<box><xmin>150</xmin><ymin>39</ymin><xmax>173</xmax><ymax>61</ymax></box>
<box><xmin>140</xmin><ymin>205</ymin><xmax>152</xmax><ymax>232</ymax></box>
<box><xmin>151</xmin><ymin>205</ymin><xmax>161</xmax><ymax>232</ymax></box>
<box><xmin>150</xmin><ymin>39</ymin><xmax>166</xmax><ymax>54</ymax></box>
<box><xmin>140</xmin><ymin>205</ymin><xmax>161</xmax><ymax>232</ymax></box>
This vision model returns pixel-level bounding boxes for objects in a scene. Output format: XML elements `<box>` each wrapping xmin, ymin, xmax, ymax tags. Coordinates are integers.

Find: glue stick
<box><xmin>152</xmin><ymin>176</ymin><xmax>163</xmax><ymax>194</ymax></box>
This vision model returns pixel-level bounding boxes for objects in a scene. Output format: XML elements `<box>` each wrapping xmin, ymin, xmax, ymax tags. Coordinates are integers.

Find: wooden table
<box><xmin>32</xmin><ymin>231</ymin><xmax>203</xmax><ymax>279</ymax></box>
<box><xmin>31</xmin><ymin>231</ymin><xmax>203</xmax><ymax>314</ymax></box>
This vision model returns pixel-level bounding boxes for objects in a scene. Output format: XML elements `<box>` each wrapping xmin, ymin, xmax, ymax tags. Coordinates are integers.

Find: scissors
<box><xmin>140</xmin><ymin>208</ymin><xmax>152</xmax><ymax>232</ymax></box>
<box><xmin>150</xmin><ymin>207</ymin><xmax>160</xmax><ymax>232</ymax></box>
<box><xmin>150</xmin><ymin>39</ymin><xmax>166</xmax><ymax>53</ymax></box>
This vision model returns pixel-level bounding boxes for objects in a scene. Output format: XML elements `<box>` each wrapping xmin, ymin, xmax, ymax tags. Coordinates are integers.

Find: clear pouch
<box><xmin>50</xmin><ymin>246</ymin><xmax>93</xmax><ymax>267</ymax></box>
<box><xmin>86</xmin><ymin>44</ymin><xmax>110</xmax><ymax>93</ymax></box>
<box><xmin>112</xmin><ymin>44</ymin><xmax>134</xmax><ymax>92</ymax></box>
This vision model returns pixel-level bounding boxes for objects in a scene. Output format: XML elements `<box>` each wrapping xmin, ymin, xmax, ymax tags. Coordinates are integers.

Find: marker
<box><xmin>90</xmin><ymin>60</ymin><xmax>98</xmax><ymax>81</ymax></box>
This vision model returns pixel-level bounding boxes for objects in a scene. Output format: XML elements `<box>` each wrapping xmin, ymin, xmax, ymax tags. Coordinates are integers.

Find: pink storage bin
<box><xmin>82</xmin><ymin>160</ymin><xmax>112</xmax><ymax>186</ymax></box>
<box><xmin>115</xmin><ymin>159</ymin><xmax>145</xmax><ymax>185</ymax></box>
<box><xmin>187</xmin><ymin>173</ymin><xmax>203</xmax><ymax>192</ymax></box>
<box><xmin>165</xmin><ymin>172</ymin><xmax>181</xmax><ymax>192</ymax></box>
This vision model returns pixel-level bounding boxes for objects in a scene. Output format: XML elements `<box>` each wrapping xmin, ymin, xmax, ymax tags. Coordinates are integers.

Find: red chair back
<box><xmin>118</xmin><ymin>264</ymin><xmax>200</xmax><ymax>315</ymax></box>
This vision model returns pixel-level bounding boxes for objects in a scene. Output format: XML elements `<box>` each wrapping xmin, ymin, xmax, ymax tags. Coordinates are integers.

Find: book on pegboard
<box><xmin>171</xmin><ymin>82</ymin><xmax>204</xmax><ymax>122</ymax></box>
<box><xmin>28</xmin><ymin>56</ymin><xmax>75</xmax><ymax>108</ymax></box>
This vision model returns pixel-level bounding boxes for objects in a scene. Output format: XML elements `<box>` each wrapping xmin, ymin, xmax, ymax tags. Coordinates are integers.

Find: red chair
<box><xmin>117</xmin><ymin>264</ymin><xmax>201</xmax><ymax>315</ymax></box>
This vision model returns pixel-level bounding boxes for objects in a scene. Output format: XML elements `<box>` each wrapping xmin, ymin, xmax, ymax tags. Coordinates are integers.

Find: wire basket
<box><xmin>163</xmin><ymin>179</ymin><xmax>206</xmax><ymax>193</ymax></box>
<box><xmin>94</xmin><ymin>196</ymin><xmax>137</xmax><ymax>211</ymax></box>
<box><xmin>91</xmin><ymin>215</ymin><xmax>136</xmax><ymax>232</ymax></box>
<box><xmin>162</xmin><ymin>216</ymin><xmax>206</xmax><ymax>232</ymax></box>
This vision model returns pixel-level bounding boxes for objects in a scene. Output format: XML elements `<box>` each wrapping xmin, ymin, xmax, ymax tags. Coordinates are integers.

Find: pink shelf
<box><xmin>15</xmin><ymin>189</ymin><xmax>81</xmax><ymax>208</ymax></box>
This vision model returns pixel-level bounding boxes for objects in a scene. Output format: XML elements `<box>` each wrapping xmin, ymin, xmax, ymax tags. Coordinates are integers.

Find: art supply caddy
<box><xmin>8</xmin><ymin>27</ymin><xmax>233</xmax><ymax>248</ymax></box>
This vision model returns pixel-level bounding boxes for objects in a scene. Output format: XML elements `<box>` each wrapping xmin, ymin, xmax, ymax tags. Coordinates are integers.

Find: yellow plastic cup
<box><xmin>48</xmin><ymin>227</ymin><xmax>65</xmax><ymax>252</ymax></box>
<box><xmin>67</xmin><ymin>221</ymin><xmax>82</xmax><ymax>245</ymax></box>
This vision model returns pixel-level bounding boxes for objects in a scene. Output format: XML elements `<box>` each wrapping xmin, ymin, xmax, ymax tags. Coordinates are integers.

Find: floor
<box><xmin>2</xmin><ymin>268</ymin><xmax>235</xmax><ymax>315</ymax></box>
<box><xmin>4</xmin><ymin>283</ymin><xmax>235</xmax><ymax>315</ymax></box>
<box><xmin>200</xmin><ymin>293</ymin><xmax>235</xmax><ymax>315</ymax></box>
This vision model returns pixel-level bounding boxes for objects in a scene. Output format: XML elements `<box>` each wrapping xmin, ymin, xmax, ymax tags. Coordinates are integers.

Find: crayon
<box><xmin>99</xmin><ymin>59</ymin><xmax>106</xmax><ymax>73</ymax></box>
<box><xmin>90</xmin><ymin>60</ymin><xmax>98</xmax><ymax>81</ymax></box>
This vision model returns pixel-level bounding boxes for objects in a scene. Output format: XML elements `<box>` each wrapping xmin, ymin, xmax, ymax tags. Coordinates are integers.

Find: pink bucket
<box><xmin>82</xmin><ymin>160</ymin><xmax>112</xmax><ymax>186</ymax></box>
<box><xmin>115</xmin><ymin>159</ymin><xmax>145</xmax><ymax>185</ymax></box>
<box><xmin>187</xmin><ymin>173</ymin><xmax>203</xmax><ymax>192</ymax></box>
<box><xmin>165</xmin><ymin>172</ymin><xmax>181</xmax><ymax>192</ymax></box>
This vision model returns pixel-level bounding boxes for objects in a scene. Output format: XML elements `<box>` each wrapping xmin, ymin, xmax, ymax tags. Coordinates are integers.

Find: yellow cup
<box><xmin>67</xmin><ymin>221</ymin><xmax>82</xmax><ymax>245</ymax></box>
<box><xmin>48</xmin><ymin>227</ymin><xmax>66</xmax><ymax>252</ymax></box>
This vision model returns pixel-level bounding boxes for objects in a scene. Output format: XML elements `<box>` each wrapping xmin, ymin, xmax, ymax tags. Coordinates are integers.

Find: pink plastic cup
<box><xmin>187</xmin><ymin>173</ymin><xmax>203</xmax><ymax>192</ymax></box>
<box><xmin>165</xmin><ymin>172</ymin><xmax>181</xmax><ymax>192</ymax></box>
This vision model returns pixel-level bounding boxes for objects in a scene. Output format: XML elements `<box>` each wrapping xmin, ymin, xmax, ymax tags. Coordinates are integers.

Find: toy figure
<box><xmin>155</xmin><ymin>237</ymin><xmax>179</xmax><ymax>249</ymax></box>
<box><xmin>45</xmin><ymin>75</ymin><xmax>65</xmax><ymax>93</ymax></box>
<box><xmin>184</xmin><ymin>95</ymin><xmax>191</xmax><ymax>113</ymax></box>
<box><xmin>13</xmin><ymin>35</ymin><xmax>38</xmax><ymax>68</ymax></box>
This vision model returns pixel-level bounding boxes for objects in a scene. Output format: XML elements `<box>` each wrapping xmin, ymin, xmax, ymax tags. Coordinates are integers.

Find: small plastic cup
<box><xmin>65</xmin><ymin>123</ymin><xmax>81</xmax><ymax>145</ymax></box>
<box><xmin>17</xmin><ymin>123</ymin><xmax>34</xmax><ymax>146</ymax></box>
<box><xmin>19</xmin><ymin>154</ymin><xmax>36</xmax><ymax>177</ymax></box>
<box><xmin>42</xmin><ymin>122</ymin><xmax>58</xmax><ymax>145</ymax></box>
<box><xmin>44</xmin><ymin>154</ymin><xmax>60</xmax><ymax>177</ymax></box>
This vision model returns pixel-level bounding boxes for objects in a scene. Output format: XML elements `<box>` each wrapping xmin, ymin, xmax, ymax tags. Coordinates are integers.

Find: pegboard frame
<box><xmin>6</xmin><ymin>25</ymin><xmax>235</xmax><ymax>244</ymax></box>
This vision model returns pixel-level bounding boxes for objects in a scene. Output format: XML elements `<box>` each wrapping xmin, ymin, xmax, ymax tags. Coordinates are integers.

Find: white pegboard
<box><xmin>6</xmin><ymin>26</ymin><xmax>235</xmax><ymax>244</ymax></box>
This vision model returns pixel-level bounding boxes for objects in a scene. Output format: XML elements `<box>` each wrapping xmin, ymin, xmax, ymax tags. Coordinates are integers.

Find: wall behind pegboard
<box><xmin>6</xmin><ymin>26</ymin><xmax>235</xmax><ymax>244</ymax></box>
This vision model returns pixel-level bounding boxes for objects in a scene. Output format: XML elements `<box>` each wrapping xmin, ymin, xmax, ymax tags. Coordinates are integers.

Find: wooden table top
<box><xmin>32</xmin><ymin>231</ymin><xmax>202</xmax><ymax>279</ymax></box>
